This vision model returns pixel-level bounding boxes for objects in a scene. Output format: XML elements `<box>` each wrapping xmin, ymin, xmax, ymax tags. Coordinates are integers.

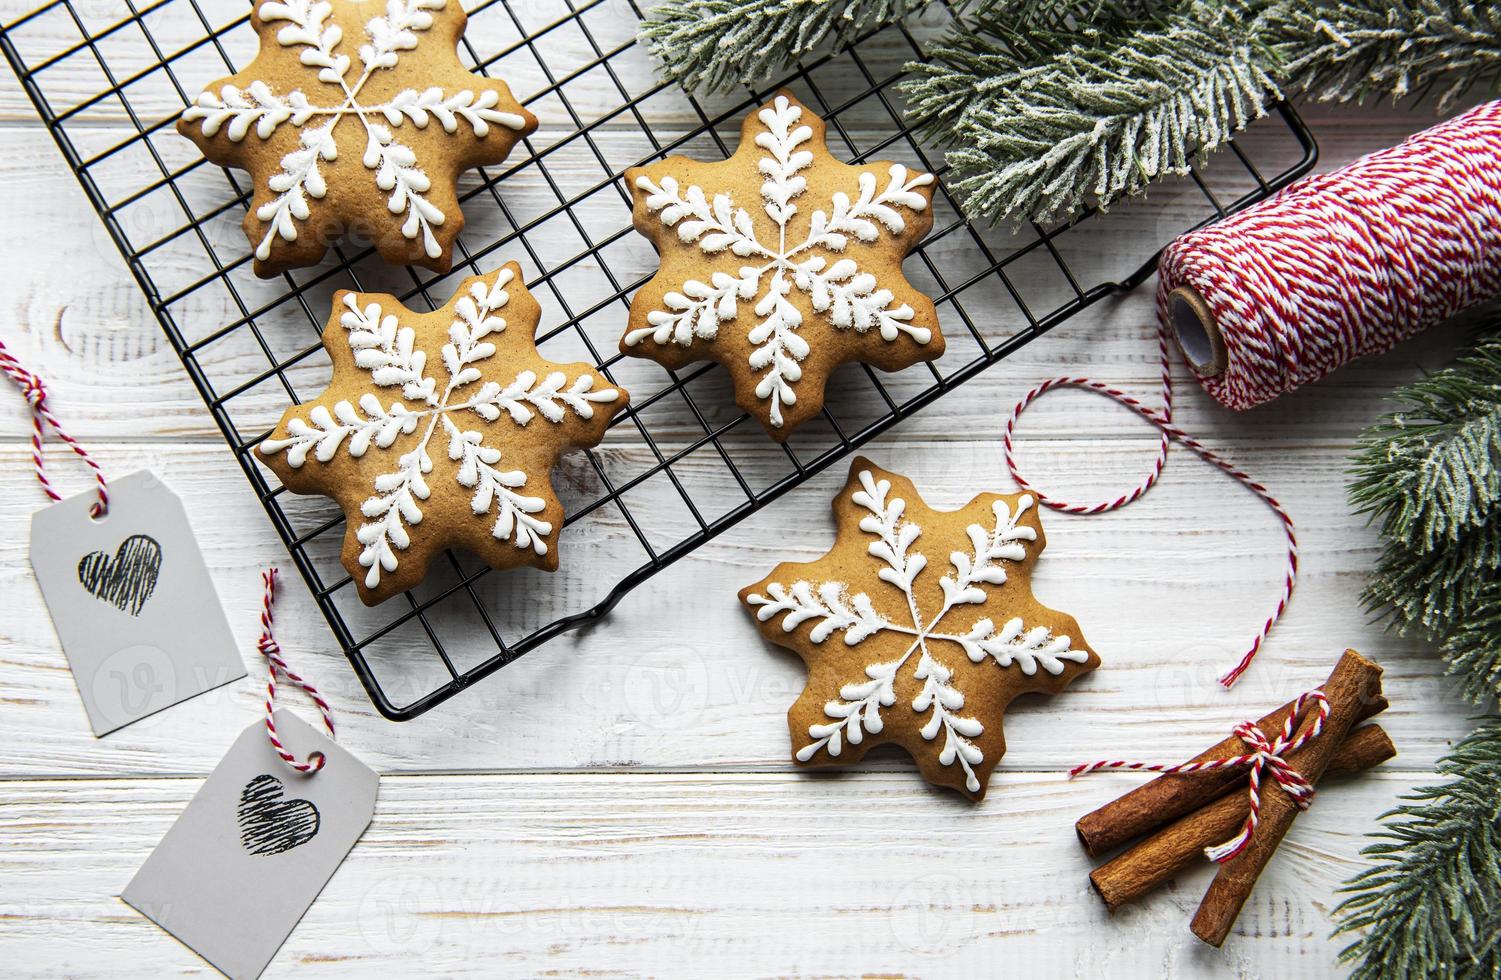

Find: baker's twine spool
<box><xmin>1160</xmin><ymin>98</ymin><xmax>1501</xmax><ymax>410</ymax></box>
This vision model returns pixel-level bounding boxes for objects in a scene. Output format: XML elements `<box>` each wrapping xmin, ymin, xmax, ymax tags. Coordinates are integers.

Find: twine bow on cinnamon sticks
<box><xmin>1071</xmin><ymin>650</ymin><xmax>1392</xmax><ymax>947</ymax></box>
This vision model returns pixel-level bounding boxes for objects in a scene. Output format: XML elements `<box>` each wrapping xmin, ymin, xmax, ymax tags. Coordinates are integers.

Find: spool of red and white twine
<box><xmin>257</xmin><ymin>567</ymin><xmax>336</xmax><ymax>773</ymax></box>
<box><xmin>1162</xmin><ymin>98</ymin><xmax>1501</xmax><ymax>409</ymax></box>
<box><xmin>1005</xmin><ymin>99</ymin><xmax>1501</xmax><ymax>686</ymax></box>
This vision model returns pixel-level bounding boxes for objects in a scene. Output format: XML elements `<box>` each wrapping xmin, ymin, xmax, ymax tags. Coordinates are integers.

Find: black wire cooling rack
<box><xmin>0</xmin><ymin>0</ymin><xmax>1317</xmax><ymax>720</ymax></box>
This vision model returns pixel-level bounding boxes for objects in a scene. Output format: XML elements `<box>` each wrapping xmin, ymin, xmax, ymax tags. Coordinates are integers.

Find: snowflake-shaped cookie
<box><xmin>623</xmin><ymin>91</ymin><xmax>943</xmax><ymax>439</ymax></box>
<box><xmin>257</xmin><ymin>263</ymin><xmax>627</xmax><ymax>604</ymax></box>
<box><xmin>179</xmin><ymin>0</ymin><xmax>538</xmax><ymax>277</ymax></box>
<box><xmin>739</xmin><ymin>458</ymin><xmax>1099</xmax><ymax>799</ymax></box>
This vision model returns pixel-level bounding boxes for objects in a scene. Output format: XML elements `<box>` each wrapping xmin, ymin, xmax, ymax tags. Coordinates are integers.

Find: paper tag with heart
<box><xmin>29</xmin><ymin>469</ymin><xmax>246</xmax><ymax>735</ymax></box>
<box><xmin>123</xmin><ymin>710</ymin><xmax>379</xmax><ymax>979</ymax></box>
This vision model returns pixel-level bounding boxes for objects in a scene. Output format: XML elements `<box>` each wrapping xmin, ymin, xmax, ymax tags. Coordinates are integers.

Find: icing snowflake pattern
<box><xmin>179</xmin><ymin>0</ymin><xmax>536</xmax><ymax>274</ymax></box>
<box><xmin>257</xmin><ymin>264</ymin><xmax>625</xmax><ymax>604</ymax></box>
<box><xmin>624</xmin><ymin>91</ymin><xmax>941</xmax><ymax>436</ymax></box>
<box><xmin>741</xmin><ymin>460</ymin><xmax>1098</xmax><ymax>798</ymax></box>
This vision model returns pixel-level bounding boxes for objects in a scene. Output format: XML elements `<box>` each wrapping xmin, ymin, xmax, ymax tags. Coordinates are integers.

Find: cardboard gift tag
<box><xmin>124</xmin><ymin>710</ymin><xmax>379</xmax><ymax>979</ymax></box>
<box><xmin>29</xmin><ymin>470</ymin><xmax>246</xmax><ymax>734</ymax></box>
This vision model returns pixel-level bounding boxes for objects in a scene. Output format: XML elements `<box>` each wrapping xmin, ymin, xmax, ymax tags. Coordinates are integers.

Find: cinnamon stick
<box><xmin>1190</xmin><ymin>649</ymin><xmax>1384</xmax><ymax>947</ymax></box>
<box><xmin>1076</xmin><ymin>675</ymin><xmax>1387</xmax><ymax>857</ymax></box>
<box><xmin>1089</xmin><ymin>723</ymin><xmax>1395</xmax><ymax>912</ymax></box>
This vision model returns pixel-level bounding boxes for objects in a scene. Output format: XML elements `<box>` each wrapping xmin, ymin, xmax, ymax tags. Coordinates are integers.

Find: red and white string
<box><xmin>1002</xmin><ymin>322</ymin><xmax>1297</xmax><ymax>687</ymax></box>
<box><xmin>0</xmin><ymin>337</ymin><xmax>109</xmax><ymax>517</ymax></box>
<box><xmin>1004</xmin><ymin>101</ymin><xmax>1501</xmax><ymax>686</ymax></box>
<box><xmin>1160</xmin><ymin>98</ymin><xmax>1501</xmax><ymax>411</ymax></box>
<box><xmin>257</xmin><ymin>567</ymin><xmax>336</xmax><ymax>773</ymax></box>
<box><xmin>1070</xmin><ymin>690</ymin><xmax>1330</xmax><ymax>863</ymax></box>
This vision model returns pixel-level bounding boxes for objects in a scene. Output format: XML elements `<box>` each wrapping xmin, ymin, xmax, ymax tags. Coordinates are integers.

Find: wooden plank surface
<box><xmin>0</xmin><ymin>6</ymin><xmax>1482</xmax><ymax>974</ymax></box>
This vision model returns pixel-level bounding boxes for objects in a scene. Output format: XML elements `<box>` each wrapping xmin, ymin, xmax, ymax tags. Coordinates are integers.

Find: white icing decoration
<box><xmin>259</xmin><ymin>268</ymin><xmax>621</xmax><ymax>589</ymax></box>
<box><xmin>181</xmin><ymin>0</ymin><xmax>529</xmax><ymax>261</ymax></box>
<box><xmin>627</xmin><ymin>95</ymin><xmax>935</xmax><ymax>427</ymax></box>
<box><xmin>746</xmin><ymin>470</ymin><xmax>1089</xmax><ymax>793</ymax></box>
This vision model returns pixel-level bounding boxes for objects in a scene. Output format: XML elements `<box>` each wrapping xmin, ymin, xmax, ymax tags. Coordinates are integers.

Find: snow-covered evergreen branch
<box><xmin>1274</xmin><ymin>0</ymin><xmax>1501</xmax><ymax>111</ymax></box>
<box><xmin>641</xmin><ymin>0</ymin><xmax>928</xmax><ymax>93</ymax></box>
<box><xmin>904</xmin><ymin>1</ymin><xmax>1280</xmax><ymax>224</ymax></box>
<box><xmin>1334</xmin><ymin>720</ymin><xmax>1501</xmax><ymax>980</ymax></box>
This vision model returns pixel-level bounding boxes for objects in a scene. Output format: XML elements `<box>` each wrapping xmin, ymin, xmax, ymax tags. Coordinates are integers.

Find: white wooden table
<box><xmin>0</xmin><ymin>9</ymin><xmax>1478</xmax><ymax>972</ymax></box>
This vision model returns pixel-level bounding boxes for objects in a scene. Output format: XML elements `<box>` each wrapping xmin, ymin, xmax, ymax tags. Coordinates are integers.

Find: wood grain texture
<box><xmin>0</xmin><ymin>22</ymin><xmax>1482</xmax><ymax>973</ymax></box>
<box><xmin>0</xmin><ymin>771</ymin><xmax>1432</xmax><ymax>975</ymax></box>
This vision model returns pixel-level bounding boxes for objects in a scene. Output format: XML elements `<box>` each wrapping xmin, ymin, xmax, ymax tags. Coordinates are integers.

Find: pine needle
<box><xmin>1350</xmin><ymin>325</ymin><xmax>1501</xmax><ymax>557</ymax></box>
<box><xmin>1274</xmin><ymin>0</ymin><xmax>1501</xmax><ymax>111</ymax></box>
<box><xmin>640</xmin><ymin>0</ymin><xmax>928</xmax><ymax>93</ymax></box>
<box><xmin>906</xmin><ymin>2</ymin><xmax>1281</xmax><ymax>224</ymax></box>
<box><xmin>1333</xmin><ymin>720</ymin><xmax>1501</xmax><ymax>980</ymax></box>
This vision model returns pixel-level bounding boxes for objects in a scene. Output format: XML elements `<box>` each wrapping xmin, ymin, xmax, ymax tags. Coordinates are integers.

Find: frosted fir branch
<box><xmin>356</xmin><ymin>443</ymin><xmax>432</xmax><ymax>588</ymax></box>
<box><xmin>641</xmin><ymin>0</ymin><xmax>928</xmax><ymax>94</ymax></box>
<box><xmin>1333</xmin><ymin>719</ymin><xmax>1501</xmax><ymax>980</ymax></box>
<box><xmin>359</xmin><ymin>0</ymin><xmax>445</xmax><ymax>72</ymax></box>
<box><xmin>795</xmin><ymin>256</ymin><xmax>929</xmax><ymax>343</ymax></box>
<box><xmin>746</xmin><ymin>580</ymin><xmax>892</xmax><ymax>643</ymax></box>
<box><xmin>341</xmin><ymin>293</ymin><xmax>440</xmax><ymax>404</ymax></box>
<box><xmin>444</xmin><ymin>421</ymin><xmax>552</xmax><ymax>552</ymax></box>
<box><xmin>797</xmin><ymin>656</ymin><xmax>902</xmax><ymax>760</ymax></box>
<box><xmin>912</xmin><ymin>652</ymin><xmax>984</xmax><ymax>792</ymax></box>
<box><xmin>950</xmin><ymin>615</ymin><xmax>1086</xmax><ymax>675</ymax></box>
<box><xmin>1441</xmin><ymin>582</ymin><xmax>1501</xmax><ymax>707</ymax></box>
<box><xmin>464</xmin><ymin>370</ymin><xmax>621</xmax><ymax>425</ymax></box>
<box><xmin>746</xmin><ymin>269</ymin><xmax>807</xmax><ymax>428</ymax></box>
<box><xmin>260</xmin><ymin>0</ymin><xmax>351</xmax><ymax>84</ymax></box>
<box><xmin>1337</xmin><ymin>323</ymin><xmax>1501</xmax><ymax>980</ymax></box>
<box><xmin>624</xmin><ymin>269</ymin><xmax>759</xmax><ymax>347</ymax></box>
<box><xmin>939</xmin><ymin>495</ymin><xmax>1036</xmax><ymax>607</ymax></box>
<box><xmin>254</xmin><ymin>119</ymin><xmax>337</xmax><ymax>261</ymax></box>
<box><xmin>1350</xmin><ymin>322</ymin><xmax>1501</xmax><ymax>701</ymax></box>
<box><xmin>260</xmin><ymin>394</ymin><xmax>421</xmax><ymax>466</ymax></box>
<box><xmin>182</xmin><ymin>82</ymin><xmax>316</xmax><ymax>141</ymax></box>
<box><xmin>634</xmin><ymin>175</ymin><xmax>769</xmax><ymax>257</ymax></box>
<box><xmin>1273</xmin><ymin>0</ymin><xmax>1501</xmax><ymax>112</ymax></box>
<box><xmin>901</xmin><ymin>0</ymin><xmax>1167</xmax><ymax>144</ymax></box>
<box><xmin>1350</xmin><ymin>330</ymin><xmax>1501</xmax><ymax>555</ymax></box>
<box><xmin>851</xmin><ymin>468</ymin><xmax>927</xmax><ymax>591</ymax></box>
<box><xmin>375</xmin><ymin>87</ymin><xmax>530</xmax><ymax>137</ymax></box>
<box><xmin>363</xmin><ymin>122</ymin><xmax>445</xmax><ymax>258</ymax></box>
<box><xmin>903</xmin><ymin>2</ymin><xmax>1282</xmax><ymax>224</ymax></box>
<box><xmin>1364</xmin><ymin>514</ymin><xmax>1499</xmax><ymax>651</ymax></box>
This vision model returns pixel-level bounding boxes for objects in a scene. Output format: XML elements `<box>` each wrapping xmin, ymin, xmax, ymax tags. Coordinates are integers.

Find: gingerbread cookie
<box><xmin>623</xmin><ymin>91</ymin><xmax>943</xmax><ymax>438</ymax></box>
<box><xmin>180</xmin><ymin>0</ymin><xmax>538</xmax><ymax>277</ymax></box>
<box><xmin>739</xmin><ymin>458</ymin><xmax>1099</xmax><ymax>799</ymax></box>
<box><xmin>257</xmin><ymin>263</ymin><xmax>627</xmax><ymax>604</ymax></box>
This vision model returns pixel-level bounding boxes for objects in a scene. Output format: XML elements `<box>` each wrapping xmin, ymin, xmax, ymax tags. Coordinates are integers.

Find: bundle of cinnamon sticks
<box><xmin>1076</xmin><ymin>649</ymin><xmax>1394</xmax><ymax>947</ymax></box>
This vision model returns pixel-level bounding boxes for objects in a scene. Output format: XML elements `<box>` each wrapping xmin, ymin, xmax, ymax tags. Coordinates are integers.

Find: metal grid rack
<box><xmin>1</xmin><ymin>0</ymin><xmax>1317</xmax><ymax>720</ymax></box>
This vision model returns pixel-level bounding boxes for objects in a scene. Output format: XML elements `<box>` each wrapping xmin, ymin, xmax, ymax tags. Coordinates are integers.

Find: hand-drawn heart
<box><xmin>76</xmin><ymin>534</ymin><xmax>162</xmax><ymax>616</ymax></box>
<box><xmin>237</xmin><ymin>774</ymin><xmax>320</xmax><ymax>856</ymax></box>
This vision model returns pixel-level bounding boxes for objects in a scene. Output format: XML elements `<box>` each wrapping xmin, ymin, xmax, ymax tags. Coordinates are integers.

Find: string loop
<box><xmin>1070</xmin><ymin>690</ymin><xmax>1330</xmax><ymax>863</ymax></box>
<box><xmin>0</xmin><ymin>338</ymin><xmax>110</xmax><ymax>517</ymax></box>
<box><xmin>257</xmin><ymin>567</ymin><xmax>336</xmax><ymax>773</ymax></box>
<box><xmin>1002</xmin><ymin>320</ymin><xmax>1297</xmax><ymax>687</ymax></box>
